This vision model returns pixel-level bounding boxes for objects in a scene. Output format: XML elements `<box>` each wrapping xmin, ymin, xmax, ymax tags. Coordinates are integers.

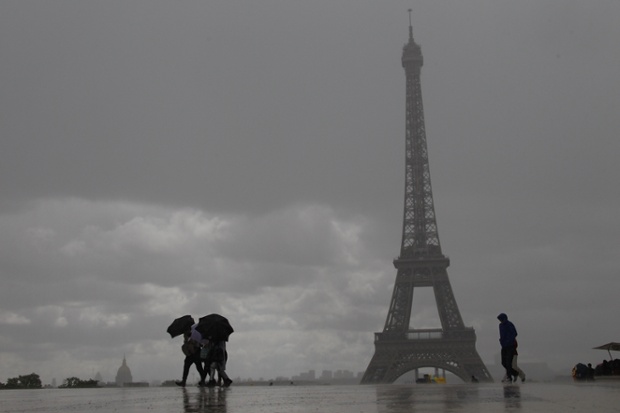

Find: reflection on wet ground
<box><xmin>183</xmin><ymin>387</ymin><xmax>227</xmax><ymax>413</ymax></box>
<box><xmin>376</xmin><ymin>383</ymin><xmax>531</xmax><ymax>412</ymax></box>
<box><xmin>375</xmin><ymin>382</ymin><xmax>620</xmax><ymax>412</ymax></box>
<box><xmin>1</xmin><ymin>382</ymin><xmax>619</xmax><ymax>413</ymax></box>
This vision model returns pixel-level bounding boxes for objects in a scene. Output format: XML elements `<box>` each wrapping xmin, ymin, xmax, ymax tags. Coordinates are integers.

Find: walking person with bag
<box><xmin>497</xmin><ymin>313</ymin><xmax>520</xmax><ymax>383</ymax></box>
<box><xmin>175</xmin><ymin>330</ymin><xmax>207</xmax><ymax>387</ymax></box>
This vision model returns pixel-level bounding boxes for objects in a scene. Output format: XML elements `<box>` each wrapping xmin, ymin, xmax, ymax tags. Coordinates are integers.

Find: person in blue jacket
<box><xmin>497</xmin><ymin>313</ymin><xmax>520</xmax><ymax>382</ymax></box>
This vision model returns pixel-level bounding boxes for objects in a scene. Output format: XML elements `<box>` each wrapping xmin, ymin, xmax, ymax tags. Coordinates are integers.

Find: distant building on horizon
<box><xmin>115</xmin><ymin>355</ymin><xmax>133</xmax><ymax>386</ymax></box>
<box><xmin>333</xmin><ymin>369</ymin><xmax>355</xmax><ymax>380</ymax></box>
<box><xmin>292</xmin><ymin>370</ymin><xmax>315</xmax><ymax>381</ymax></box>
<box><xmin>289</xmin><ymin>369</ymin><xmax>363</xmax><ymax>383</ymax></box>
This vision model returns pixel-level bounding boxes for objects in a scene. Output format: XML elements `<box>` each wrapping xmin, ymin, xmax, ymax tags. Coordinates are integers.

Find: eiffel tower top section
<box><xmin>397</xmin><ymin>9</ymin><xmax>443</xmax><ymax>261</ymax></box>
<box><xmin>402</xmin><ymin>9</ymin><xmax>423</xmax><ymax>69</ymax></box>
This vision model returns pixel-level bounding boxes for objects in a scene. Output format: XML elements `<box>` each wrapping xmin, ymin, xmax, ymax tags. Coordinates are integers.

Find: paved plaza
<box><xmin>1</xmin><ymin>382</ymin><xmax>619</xmax><ymax>412</ymax></box>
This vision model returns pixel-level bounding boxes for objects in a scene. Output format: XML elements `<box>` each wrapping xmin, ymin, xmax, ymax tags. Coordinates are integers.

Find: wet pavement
<box><xmin>1</xmin><ymin>381</ymin><xmax>619</xmax><ymax>412</ymax></box>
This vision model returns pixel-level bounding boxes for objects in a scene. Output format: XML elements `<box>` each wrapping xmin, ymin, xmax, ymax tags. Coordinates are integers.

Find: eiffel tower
<box><xmin>360</xmin><ymin>12</ymin><xmax>492</xmax><ymax>384</ymax></box>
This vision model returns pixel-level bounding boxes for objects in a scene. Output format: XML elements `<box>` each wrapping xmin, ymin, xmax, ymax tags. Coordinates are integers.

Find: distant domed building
<box><xmin>115</xmin><ymin>355</ymin><xmax>133</xmax><ymax>386</ymax></box>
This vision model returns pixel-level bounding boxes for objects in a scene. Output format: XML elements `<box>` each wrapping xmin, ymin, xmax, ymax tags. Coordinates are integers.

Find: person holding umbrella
<box><xmin>167</xmin><ymin>315</ymin><xmax>208</xmax><ymax>387</ymax></box>
<box><xmin>175</xmin><ymin>329</ymin><xmax>207</xmax><ymax>387</ymax></box>
<box><xmin>205</xmin><ymin>339</ymin><xmax>232</xmax><ymax>387</ymax></box>
<box><xmin>195</xmin><ymin>314</ymin><xmax>234</xmax><ymax>387</ymax></box>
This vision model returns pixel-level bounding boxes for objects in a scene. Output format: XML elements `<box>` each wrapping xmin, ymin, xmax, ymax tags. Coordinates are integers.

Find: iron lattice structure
<box><xmin>361</xmin><ymin>15</ymin><xmax>492</xmax><ymax>384</ymax></box>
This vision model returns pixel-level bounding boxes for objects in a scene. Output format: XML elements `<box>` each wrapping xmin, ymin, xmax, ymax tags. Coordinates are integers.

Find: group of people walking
<box><xmin>176</xmin><ymin>325</ymin><xmax>233</xmax><ymax>388</ymax></box>
<box><xmin>174</xmin><ymin>313</ymin><xmax>522</xmax><ymax>386</ymax></box>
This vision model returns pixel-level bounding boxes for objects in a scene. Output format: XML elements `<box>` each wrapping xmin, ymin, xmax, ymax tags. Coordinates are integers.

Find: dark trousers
<box><xmin>182</xmin><ymin>353</ymin><xmax>206</xmax><ymax>384</ymax></box>
<box><xmin>501</xmin><ymin>347</ymin><xmax>519</xmax><ymax>378</ymax></box>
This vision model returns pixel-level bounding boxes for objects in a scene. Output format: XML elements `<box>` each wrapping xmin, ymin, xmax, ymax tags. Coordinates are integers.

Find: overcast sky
<box><xmin>1</xmin><ymin>0</ymin><xmax>619</xmax><ymax>384</ymax></box>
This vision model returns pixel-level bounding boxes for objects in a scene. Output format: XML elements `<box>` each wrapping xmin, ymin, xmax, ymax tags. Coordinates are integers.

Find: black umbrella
<box><xmin>166</xmin><ymin>315</ymin><xmax>195</xmax><ymax>338</ymax></box>
<box><xmin>195</xmin><ymin>314</ymin><xmax>234</xmax><ymax>342</ymax></box>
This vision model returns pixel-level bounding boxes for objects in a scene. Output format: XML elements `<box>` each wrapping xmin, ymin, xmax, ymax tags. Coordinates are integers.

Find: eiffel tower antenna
<box><xmin>360</xmin><ymin>12</ymin><xmax>492</xmax><ymax>384</ymax></box>
<box><xmin>408</xmin><ymin>8</ymin><xmax>413</xmax><ymax>41</ymax></box>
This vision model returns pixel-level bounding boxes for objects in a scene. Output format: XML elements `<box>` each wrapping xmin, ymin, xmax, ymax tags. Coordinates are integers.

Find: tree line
<box><xmin>0</xmin><ymin>373</ymin><xmax>99</xmax><ymax>389</ymax></box>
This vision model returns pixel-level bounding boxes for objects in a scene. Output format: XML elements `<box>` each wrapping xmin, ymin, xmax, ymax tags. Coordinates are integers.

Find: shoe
<box><xmin>513</xmin><ymin>376</ymin><xmax>518</xmax><ymax>383</ymax></box>
<box><xmin>175</xmin><ymin>381</ymin><xmax>186</xmax><ymax>387</ymax></box>
<box><xmin>206</xmin><ymin>380</ymin><xmax>216</xmax><ymax>388</ymax></box>
<box><xmin>223</xmin><ymin>378</ymin><xmax>233</xmax><ymax>388</ymax></box>
<box><xmin>521</xmin><ymin>375</ymin><xmax>526</xmax><ymax>383</ymax></box>
<box><xmin>197</xmin><ymin>381</ymin><xmax>206</xmax><ymax>387</ymax></box>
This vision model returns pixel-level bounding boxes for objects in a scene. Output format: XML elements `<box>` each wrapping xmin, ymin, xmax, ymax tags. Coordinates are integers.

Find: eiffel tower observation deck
<box><xmin>360</xmin><ymin>11</ymin><xmax>492</xmax><ymax>384</ymax></box>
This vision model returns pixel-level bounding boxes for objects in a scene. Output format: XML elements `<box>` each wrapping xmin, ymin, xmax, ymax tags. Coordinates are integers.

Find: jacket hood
<box><xmin>497</xmin><ymin>313</ymin><xmax>508</xmax><ymax>322</ymax></box>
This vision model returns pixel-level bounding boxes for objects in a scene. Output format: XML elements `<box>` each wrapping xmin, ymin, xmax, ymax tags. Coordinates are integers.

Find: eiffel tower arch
<box><xmin>361</xmin><ymin>12</ymin><xmax>492</xmax><ymax>384</ymax></box>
